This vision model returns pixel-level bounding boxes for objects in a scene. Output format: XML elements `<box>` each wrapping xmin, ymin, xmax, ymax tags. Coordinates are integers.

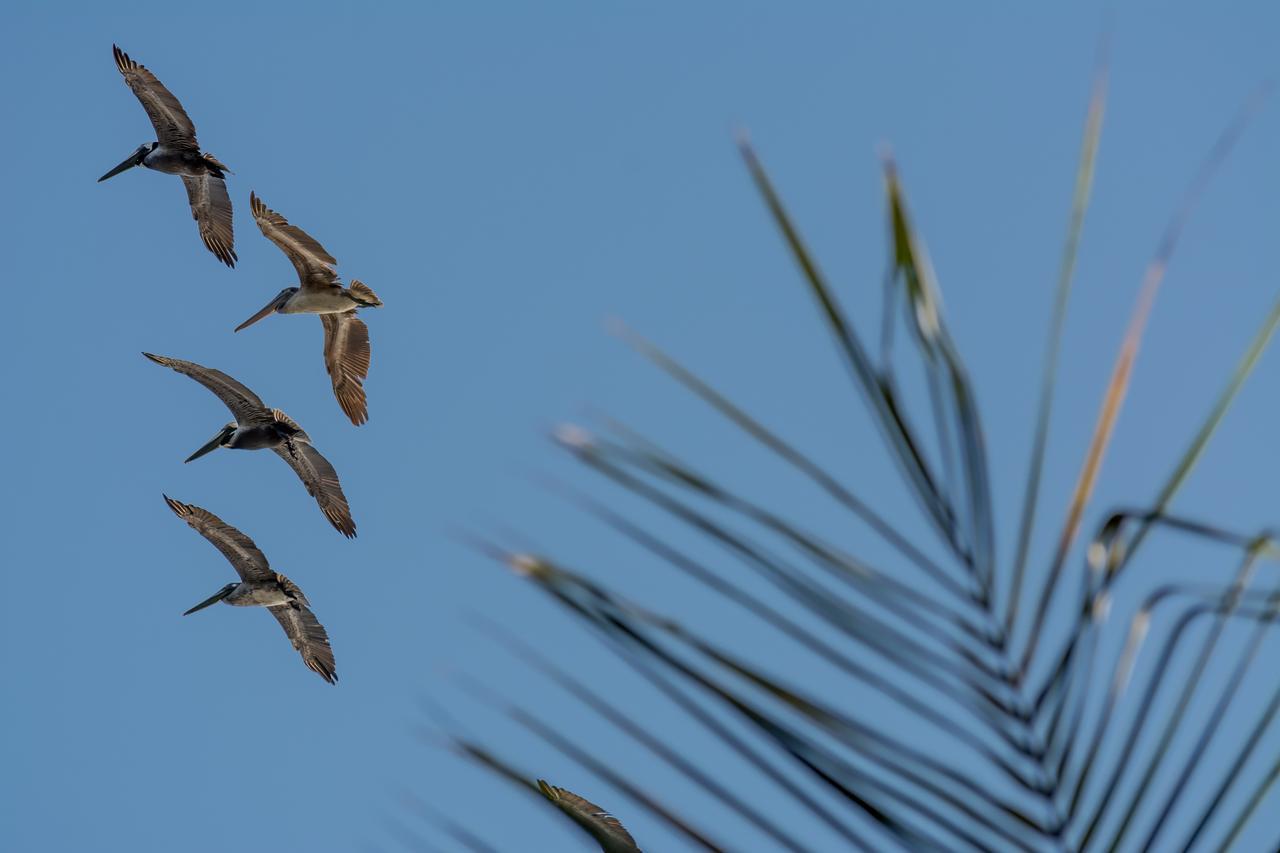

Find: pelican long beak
<box><xmin>183</xmin><ymin>585</ymin><xmax>235</xmax><ymax>616</ymax></box>
<box><xmin>234</xmin><ymin>292</ymin><xmax>288</xmax><ymax>332</ymax></box>
<box><xmin>97</xmin><ymin>150</ymin><xmax>143</xmax><ymax>183</ymax></box>
<box><xmin>185</xmin><ymin>429</ymin><xmax>228</xmax><ymax>463</ymax></box>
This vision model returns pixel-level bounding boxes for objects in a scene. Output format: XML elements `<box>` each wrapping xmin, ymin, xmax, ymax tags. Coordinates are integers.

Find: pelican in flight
<box><xmin>99</xmin><ymin>45</ymin><xmax>236</xmax><ymax>267</ymax></box>
<box><xmin>144</xmin><ymin>353</ymin><xmax>357</xmax><ymax>538</ymax></box>
<box><xmin>235</xmin><ymin>192</ymin><xmax>383</xmax><ymax>425</ymax></box>
<box><xmin>537</xmin><ymin>780</ymin><xmax>642</xmax><ymax>852</ymax></box>
<box><xmin>165</xmin><ymin>495</ymin><xmax>337</xmax><ymax>684</ymax></box>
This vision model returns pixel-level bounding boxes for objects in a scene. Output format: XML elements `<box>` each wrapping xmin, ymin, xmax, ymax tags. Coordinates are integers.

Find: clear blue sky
<box><xmin>4</xmin><ymin>2</ymin><xmax>1280</xmax><ymax>850</ymax></box>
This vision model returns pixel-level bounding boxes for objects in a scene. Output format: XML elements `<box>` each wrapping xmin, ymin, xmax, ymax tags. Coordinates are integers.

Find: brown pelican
<box><xmin>536</xmin><ymin>780</ymin><xmax>642</xmax><ymax>852</ymax></box>
<box><xmin>164</xmin><ymin>495</ymin><xmax>337</xmax><ymax>684</ymax></box>
<box><xmin>99</xmin><ymin>45</ymin><xmax>236</xmax><ymax>267</ymax></box>
<box><xmin>235</xmin><ymin>192</ymin><xmax>383</xmax><ymax>425</ymax></box>
<box><xmin>143</xmin><ymin>353</ymin><xmax>357</xmax><ymax>538</ymax></box>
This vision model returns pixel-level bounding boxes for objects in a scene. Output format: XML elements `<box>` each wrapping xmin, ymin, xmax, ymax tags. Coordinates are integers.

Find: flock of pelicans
<box><xmin>101</xmin><ymin>44</ymin><xmax>375</xmax><ymax>685</ymax></box>
<box><xmin>103</xmin><ymin>45</ymin><xmax>643</xmax><ymax>848</ymax></box>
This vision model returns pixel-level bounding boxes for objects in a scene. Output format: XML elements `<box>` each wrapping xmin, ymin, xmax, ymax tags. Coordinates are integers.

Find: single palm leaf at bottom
<box><xmin>537</xmin><ymin>780</ymin><xmax>643</xmax><ymax>853</ymax></box>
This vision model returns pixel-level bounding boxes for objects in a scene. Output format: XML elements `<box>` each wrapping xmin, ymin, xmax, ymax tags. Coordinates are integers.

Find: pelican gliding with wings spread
<box><xmin>143</xmin><ymin>352</ymin><xmax>357</xmax><ymax>538</ymax></box>
<box><xmin>99</xmin><ymin>45</ymin><xmax>237</xmax><ymax>267</ymax></box>
<box><xmin>165</xmin><ymin>495</ymin><xmax>337</xmax><ymax>684</ymax></box>
<box><xmin>235</xmin><ymin>192</ymin><xmax>383</xmax><ymax>425</ymax></box>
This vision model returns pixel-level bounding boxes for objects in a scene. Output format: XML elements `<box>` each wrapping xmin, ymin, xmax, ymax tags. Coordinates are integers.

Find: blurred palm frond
<box><xmin>415</xmin><ymin>66</ymin><xmax>1280</xmax><ymax>852</ymax></box>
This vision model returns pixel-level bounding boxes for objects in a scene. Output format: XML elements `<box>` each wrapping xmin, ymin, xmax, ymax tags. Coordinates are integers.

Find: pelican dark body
<box><xmin>184</xmin><ymin>418</ymin><xmax>304</xmax><ymax>462</ymax></box>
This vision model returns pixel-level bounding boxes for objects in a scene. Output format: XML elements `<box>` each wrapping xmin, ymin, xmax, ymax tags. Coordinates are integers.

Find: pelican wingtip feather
<box><xmin>112</xmin><ymin>44</ymin><xmax>135</xmax><ymax>76</ymax></box>
<box><xmin>308</xmin><ymin>658</ymin><xmax>339</xmax><ymax>685</ymax></box>
<box><xmin>162</xmin><ymin>494</ymin><xmax>191</xmax><ymax>517</ymax></box>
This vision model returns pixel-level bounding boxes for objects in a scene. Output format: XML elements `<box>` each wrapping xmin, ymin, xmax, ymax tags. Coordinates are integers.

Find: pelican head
<box><xmin>183</xmin><ymin>582</ymin><xmax>238</xmax><ymax>616</ymax></box>
<box><xmin>185</xmin><ymin>423</ymin><xmax>237</xmax><ymax>463</ymax></box>
<box><xmin>98</xmin><ymin>142</ymin><xmax>154</xmax><ymax>182</ymax></box>
<box><xmin>234</xmin><ymin>288</ymin><xmax>298</xmax><ymax>332</ymax></box>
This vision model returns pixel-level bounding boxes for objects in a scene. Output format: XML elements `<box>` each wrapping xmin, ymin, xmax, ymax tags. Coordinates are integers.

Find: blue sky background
<box><xmin>5</xmin><ymin>2</ymin><xmax>1280</xmax><ymax>850</ymax></box>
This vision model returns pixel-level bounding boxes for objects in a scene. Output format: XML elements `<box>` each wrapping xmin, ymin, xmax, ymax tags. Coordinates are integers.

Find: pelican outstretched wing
<box><xmin>143</xmin><ymin>353</ymin><xmax>272</xmax><ymax>426</ymax></box>
<box><xmin>268</xmin><ymin>600</ymin><xmax>338</xmax><ymax>684</ymax></box>
<box><xmin>250</xmin><ymin>192</ymin><xmax>340</xmax><ymax>290</ymax></box>
<box><xmin>163</xmin><ymin>495</ymin><xmax>274</xmax><ymax>584</ymax></box>
<box><xmin>537</xmin><ymin>781</ymin><xmax>642</xmax><ymax>852</ymax></box>
<box><xmin>182</xmin><ymin>174</ymin><xmax>237</xmax><ymax>267</ymax></box>
<box><xmin>112</xmin><ymin>45</ymin><xmax>199</xmax><ymax>150</ymax></box>
<box><xmin>320</xmin><ymin>312</ymin><xmax>371</xmax><ymax>425</ymax></box>
<box><xmin>272</xmin><ymin>435</ymin><xmax>357</xmax><ymax>538</ymax></box>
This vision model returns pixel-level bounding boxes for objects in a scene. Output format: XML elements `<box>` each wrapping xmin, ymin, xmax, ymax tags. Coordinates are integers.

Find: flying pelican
<box><xmin>537</xmin><ymin>780</ymin><xmax>642</xmax><ymax>852</ymax></box>
<box><xmin>143</xmin><ymin>353</ymin><xmax>357</xmax><ymax>538</ymax></box>
<box><xmin>235</xmin><ymin>192</ymin><xmax>383</xmax><ymax>425</ymax></box>
<box><xmin>99</xmin><ymin>45</ymin><xmax>236</xmax><ymax>267</ymax></box>
<box><xmin>164</xmin><ymin>495</ymin><xmax>337</xmax><ymax>684</ymax></box>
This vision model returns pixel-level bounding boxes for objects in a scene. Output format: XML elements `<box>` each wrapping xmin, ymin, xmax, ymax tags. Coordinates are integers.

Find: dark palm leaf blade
<box><xmin>448</xmin><ymin>742</ymin><xmax>640</xmax><ymax>845</ymax></box>
<box><xmin>551</xmin><ymin>434</ymin><xmax>968</xmax><ymax>657</ymax></box>
<box><xmin>445</xmin><ymin>740</ymin><xmax>662</xmax><ymax>852</ymax></box>
<box><xmin>1064</xmin><ymin>553</ymin><xmax>1279</xmax><ymax>849</ymax></box>
<box><xmin>555</xmin><ymin>425</ymin><xmax>1003</xmax><ymax>686</ymax></box>
<box><xmin>568</xmin><ymin>607</ymin><xmax>877</xmax><ymax>848</ymax></box>
<box><xmin>548</xmin><ymin>623</ymin><xmax>957</xmax><ymax>850</ymax></box>
<box><xmin>1007</xmin><ymin>48</ymin><xmax>1109</xmax><ymax>636</ymax></box>
<box><xmin>1024</xmin><ymin>286</ymin><xmax>1280</xmax><ymax>739</ymax></box>
<box><xmin>881</xmin><ymin>154</ymin><xmax>997</xmax><ymax>600</ymax></box>
<box><xmin>644</xmin><ymin>607</ymin><xmax>1045</xmax><ymax>809</ymax></box>
<box><xmin>1108</xmin><ymin>598</ymin><xmax>1280</xmax><ymax>850</ymax></box>
<box><xmin>1219</xmin><ymin>749</ymin><xmax>1280</xmax><ymax>851</ymax></box>
<box><xmin>738</xmin><ymin>136</ymin><xmax>965</xmax><ymax>565</ymax></box>
<box><xmin>471</xmin><ymin>615</ymin><xmax>811</xmax><ymax>852</ymax></box>
<box><xmin>1181</xmin><ymin>680</ymin><xmax>1280</xmax><ymax>850</ymax></box>
<box><xmin>1063</xmin><ymin>580</ymin><xmax>1238</xmax><ymax>821</ymax></box>
<box><xmin>546</xmin><ymin>441</ymin><xmax>1026</xmax><ymax>749</ymax></box>
<box><xmin>518</xmin><ymin>718</ymin><xmax>716</xmax><ymax>851</ymax></box>
<box><xmin>581</xmin><ymin>419</ymin><xmax>1005</xmax><ymax>677</ymax></box>
<box><xmin>1133</xmin><ymin>599</ymin><xmax>1280</xmax><ymax>851</ymax></box>
<box><xmin>542</xmin><ymin>478</ymin><xmax>1022</xmax><ymax>728</ymax></box>
<box><xmin>503</xmin><ymin>551</ymin><xmax>1051</xmax><ymax>837</ymax></box>
<box><xmin>596</xmin><ymin>416</ymin><xmax>993</xmax><ymax>635</ymax></box>
<box><xmin>449</xmin><ymin>673</ymin><xmax>720</xmax><ymax>851</ymax></box>
<box><xmin>681</xmin><ymin>635</ymin><xmax>1047</xmax><ymax>844</ymax></box>
<box><xmin>1090</xmin><ymin>579</ymin><xmax>1280</xmax><ymax>851</ymax></box>
<box><xmin>612</xmin><ymin>322</ymin><xmax>988</xmax><ymax>617</ymax></box>
<box><xmin>1017</xmin><ymin>85</ymin><xmax>1271</xmax><ymax>682</ymax></box>
<box><xmin>1101</xmin><ymin>292</ymin><xmax>1280</xmax><ymax>589</ymax></box>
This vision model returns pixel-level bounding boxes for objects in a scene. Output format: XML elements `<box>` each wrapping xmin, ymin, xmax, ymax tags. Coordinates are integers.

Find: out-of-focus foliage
<box><xmin>420</xmin><ymin>65</ymin><xmax>1280</xmax><ymax>852</ymax></box>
